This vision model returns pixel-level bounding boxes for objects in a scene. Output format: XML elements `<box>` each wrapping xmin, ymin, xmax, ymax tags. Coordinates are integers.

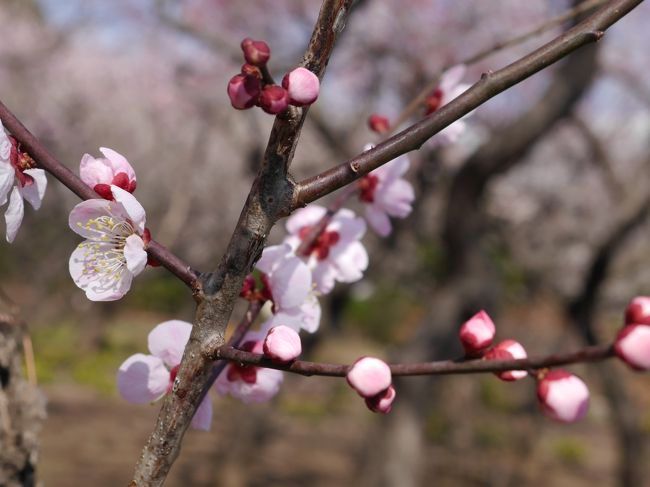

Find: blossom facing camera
<box><xmin>365</xmin><ymin>385</ymin><xmax>396</xmax><ymax>414</ymax></box>
<box><xmin>368</xmin><ymin>114</ymin><xmax>390</xmax><ymax>134</ymax></box>
<box><xmin>117</xmin><ymin>320</ymin><xmax>213</xmax><ymax>431</ymax></box>
<box><xmin>426</xmin><ymin>64</ymin><xmax>472</xmax><ymax>146</ymax></box>
<box><xmin>484</xmin><ymin>339</ymin><xmax>528</xmax><ymax>381</ymax></box>
<box><xmin>68</xmin><ymin>186</ymin><xmax>148</xmax><ymax>301</ymax></box>
<box><xmin>624</xmin><ymin>296</ymin><xmax>650</xmax><ymax>326</ymax></box>
<box><xmin>614</xmin><ymin>324</ymin><xmax>650</xmax><ymax>371</ymax></box>
<box><xmin>227</xmin><ymin>74</ymin><xmax>262</xmax><ymax>110</ymax></box>
<box><xmin>259</xmin><ymin>85</ymin><xmax>289</xmax><ymax>114</ymax></box>
<box><xmin>282</xmin><ymin>67</ymin><xmax>319</xmax><ymax>107</ymax></box>
<box><xmin>263</xmin><ymin>325</ymin><xmax>302</xmax><ymax>363</ymax></box>
<box><xmin>241</xmin><ymin>38</ymin><xmax>270</xmax><ymax>66</ymax></box>
<box><xmin>80</xmin><ymin>147</ymin><xmax>136</xmax><ymax>200</ymax></box>
<box><xmin>537</xmin><ymin>370</ymin><xmax>589</xmax><ymax>423</ymax></box>
<box><xmin>459</xmin><ymin>310</ymin><xmax>496</xmax><ymax>358</ymax></box>
<box><xmin>346</xmin><ymin>357</ymin><xmax>392</xmax><ymax>398</ymax></box>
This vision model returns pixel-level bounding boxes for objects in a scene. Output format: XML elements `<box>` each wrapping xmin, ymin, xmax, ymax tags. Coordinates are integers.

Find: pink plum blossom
<box><xmin>458</xmin><ymin>310</ymin><xmax>496</xmax><ymax>357</ymax></box>
<box><xmin>215</xmin><ymin>329</ymin><xmax>284</xmax><ymax>403</ymax></box>
<box><xmin>537</xmin><ymin>370</ymin><xmax>590</xmax><ymax>423</ymax></box>
<box><xmin>282</xmin><ymin>67</ymin><xmax>320</xmax><ymax>107</ymax></box>
<box><xmin>624</xmin><ymin>296</ymin><xmax>650</xmax><ymax>325</ymax></box>
<box><xmin>425</xmin><ymin>65</ymin><xmax>472</xmax><ymax>145</ymax></box>
<box><xmin>263</xmin><ymin>325</ymin><xmax>302</xmax><ymax>363</ymax></box>
<box><xmin>117</xmin><ymin>320</ymin><xmax>212</xmax><ymax>431</ymax></box>
<box><xmin>614</xmin><ymin>324</ymin><xmax>650</xmax><ymax>371</ymax></box>
<box><xmin>346</xmin><ymin>357</ymin><xmax>392</xmax><ymax>398</ymax></box>
<box><xmin>484</xmin><ymin>339</ymin><xmax>528</xmax><ymax>381</ymax></box>
<box><xmin>68</xmin><ymin>185</ymin><xmax>148</xmax><ymax>301</ymax></box>
<box><xmin>80</xmin><ymin>147</ymin><xmax>136</xmax><ymax>199</ymax></box>
<box><xmin>253</xmin><ymin>244</ymin><xmax>321</xmax><ymax>333</ymax></box>
<box><xmin>358</xmin><ymin>151</ymin><xmax>415</xmax><ymax>237</ymax></box>
<box><xmin>365</xmin><ymin>385</ymin><xmax>396</xmax><ymax>414</ymax></box>
<box><xmin>284</xmin><ymin>205</ymin><xmax>369</xmax><ymax>294</ymax></box>
<box><xmin>0</xmin><ymin>122</ymin><xmax>47</xmax><ymax>243</ymax></box>
<box><xmin>227</xmin><ymin>73</ymin><xmax>261</xmax><ymax>110</ymax></box>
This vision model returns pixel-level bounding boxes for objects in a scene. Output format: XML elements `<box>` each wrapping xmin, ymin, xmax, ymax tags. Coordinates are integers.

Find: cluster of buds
<box><xmin>614</xmin><ymin>296</ymin><xmax>650</xmax><ymax>370</ymax></box>
<box><xmin>227</xmin><ymin>38</ymin><xmax>320</xmax><ymax>115</ymax></box>
<box><xmin>346</xmin><ymin>357</ymin><xmax>395</xmax><ymax>414</ymax></box>
<box><xmin>458</xmin><ymin>310</ymin><xmax>590</xmax><ymax>423</ymax></box>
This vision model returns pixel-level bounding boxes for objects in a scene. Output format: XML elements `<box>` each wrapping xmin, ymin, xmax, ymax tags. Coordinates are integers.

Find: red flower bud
<box><xmin>458</xmin><ymin>310</ymin><xmax>496</xmax><ymax>358</ymax></box>
<box><xmin>258</xmin><ymin>85</ymin><xmax>289</xmax><ymax>114</ymax></box>
<box><xmin>624</xmin><ymin>296</ymin><xmax>650</xmax><ymax>325</ymax></box>
<box><xmin>484</xmin><ymin>339</ymin><xmax>527</xmax><ymax>381</ymax></box>
<box><xmin>227</xmin><ymin>74</ymin><xmax>261</xmax><ymax>110</ymax></box>
<box><xmin>282</xmin><ymin>67</ymin><xmax>320</xmax><ymax>107</ymax></box>
<box><xmin>424</xmin><ymin>88</ymin><xmax>444</xmax><ymax>115</ymax></box>
<box><xmin>241</xmin><ymin>38</ymin><xmax>270</xmax><ymax>66</ymax></box>
<box><xmin>614</xmin><ymin>324</ymin><xmax>650</xmax><ymax>371</ymax></box>
<box><xmin>368</xmin><ymin>114</ymin><xmax>390</xmax><ymax>134</ymax></box>
<box><xmin>365</xmin><ymin>385</ymin><xmax>396</xmax><ymax>414</ymax></box>
<box><xmin>537</xmin><ymin>370</ymin><xmax>589</xmax><ymax>423</ymax></box>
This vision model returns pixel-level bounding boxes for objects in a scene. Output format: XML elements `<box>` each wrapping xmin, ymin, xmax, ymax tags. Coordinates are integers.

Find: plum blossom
<box><xmin>537</xmin><ymin>370</ymin><xmax>589</xmax><ymax>423</ymax></box>
<box><xmin>425</xmin><ymin>65</ymin><xmax>472</xmax><ymax>145</ymax></box>
<box><xmin>484</xmin><ymin>339</ymin><xmax>528</xmax><ymax>381</ymax></box>
<box><xmin>0</xmin><ymin>121</ymin><xmax>47</xmax><ymax>243</ymax></box>
<box><xmin>263</xmin><ymin>325</ymin><xmax>302</xmax><ymax>363</ymax></box>
<box><xmin>245</xmin><ymin>244</ymin><xmax>321</xmax><ymax>333</ymax></box>
<box><xmin>215</xmin><ymin>328</ymin><xmax>284</xmax><ymax>403</ymax></box>
<box><xmin>284</xmin><ymin>205</ymin><xmax>368</xmax><ymax>294</ymax></box>
<box><xmin>117</xmin><ymin>320</ymin><xmax>212</xmax><ymax>430</ymax></box>
<box><xmin>458</xmin><ymin>310</ymin><xmax>496</xmax><ymax>358</ymax></box>
<box><xmin>80</xmin><ymin>147</ymin><xmax>136</xmax><ymax>200</ymax></box>
<box><xmin>282</xmin><ymin>67</ymin><xmax>320</xmax><ymax>107</ymax></box>
<box><xmin>614</xmin><ymin>324</ymin><xmax>650</xmax><ymax>371</ymax></box>
<box><xmin>358</xmin><ymin>151</ymin><xmax>415</xmax><ymax>237</ymax></box>
<box><xmin>346</xmin><ymin>357</ymin><xmax>392</xmax><ymax>398</ymax></box>
<box><xmin>68</xmin><ymin>185</ymin><xmax>148</xmax><ymax>301</ymax></box>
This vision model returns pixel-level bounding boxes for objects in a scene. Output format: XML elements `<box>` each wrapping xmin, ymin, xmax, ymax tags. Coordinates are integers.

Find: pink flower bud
<box><xmin>459</xmin><ymin>310</ymin><xmax>496</xmax><ymax>358</ymax></box>
<box><xmin>227</xmin><ymin>74</ymin><xmax>261</xmax><ymax>110</ymax></box>
<box><xmin>537</xmin><ymin>370</ymin><xmax>589</xmax><ymax>423</ymax></box>
<box><xmin>259</xmin><ymin>85</ymin><xmax>289</xmax><ymax>114</ymax></box>
<box><xmin>346</xmin><ymin>357</ymin><xmax>392</xmax><ymax>398</ymax></box>
<box><xmin>424</xmin><ymin>88</ymin><xmax>444</xmax><ymax>115</ymax></box>
<box><xmin>614</xmin><ymin>324</ymin><xmax>650</xmax><ymax>371</ymax></box>
<box><xmin>282</xmin><ymin>67</ymin><xmax>320</xmax><ymax>107</ymax></box>
<box><xmin>484</xmin><ymin>339</ymin><xmax>528</xmax><ymax>381</ymax></box>
<box><xmin>368</xmin><ymin>114</ymin><xmax>390</xmax><ymax>134</ymax></box>
<box><xmin>263</xmin><ymin>325</ymin><xmax>302</xmax><ymax>363</ymax></box>
<box><xmin>365</xmin><ymin>385</ymin><xmax>396</xmax><ymax>414</ymax></box>
<box><xmin>241</xmin><ymin>38</ymin><xmax>270</xmax><ymax>66</ymax></box>
<box><xmin>624</xmin><ymin>296</ymin><xmax>650</xmax><ymax>325</ymax></box>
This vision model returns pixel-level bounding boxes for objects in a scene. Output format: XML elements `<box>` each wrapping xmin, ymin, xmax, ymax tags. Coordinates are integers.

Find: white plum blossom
<box><xmin>358</xmin><ymin>152</ymin><xmax>415</xmax><ymax>237</ymax></box>
<box><xmin>284</xmin><ymin>205</ymin><xmax>368</xmax><ymax>294</ymax></box>
<box><xmin>251</xmin><ymin>243</ymin><xmax>321</xmax><ymax>333</ymax></box>
<box><xmin>117</xmin><ymin>320</ymin><xmax>212</xmax><ymax>431</ymax></box>
<box><xmin>215</xmin><ymin>328</ymin><xmax>284</xmax><ymax>404</ymax></box>
<box><xmin>68</xmin><ymin>185</ymin><xmax>148</xmax><ymax>301</ymax></box>
<box><xmin>426</xmin><ymin>64</ymin><xmax>472</xmax><ymax>145</ymax></box>
<box><xmin>80</xmin><ymin>147</ymin><xmax>136</xmax><ymax>200</ymax></box>
<box><xmin>0</xmin><ymin>121</ymin><xmax>47</xmax><ymax>243</ymax></box>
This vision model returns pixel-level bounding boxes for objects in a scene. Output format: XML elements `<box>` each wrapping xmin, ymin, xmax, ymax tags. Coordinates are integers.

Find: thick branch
<box><xmin>213</xmin><ymin>343</ymin><xmax>614</xmax><ymax>377</ymax></box>
<box><xmin>292</xmin><ymin>0</ymin><xmax>643</xmax><ymax>208</ymax></box>
<box><xmin>0</xmin><ymin>100</ymin><xmax>199</xmax><ymax>288</ymax></box>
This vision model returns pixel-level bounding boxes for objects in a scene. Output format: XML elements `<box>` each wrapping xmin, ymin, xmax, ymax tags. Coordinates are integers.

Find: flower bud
<box><xmin>259</xmin><ymin>85</ymin><xmax>289</xmax><ymax>114</ymax></box>
<box><xmin>241</xmin><ymin>38</ymin><xmax>270</xmax><ymax>66</ymax></box>
<box><xmin>282</xmin><ymin>67</ymin><xmax>320</xmax><ymax>107</ymax></box>
<box><xmin>227</xmin><ymin>74</ymin><xmax>261</xmax><ymax>110</ymax></box>
<box><xmin>263</xmin><ymin>325</ymin><xmax>302</xmax><ymax>363</ymax></box>
<box><xmin>484</xmin><ymin>339</ymin><xmax>527</xmax><ymax>381</ymax></box>
<box><xmin>368</xmin><ymin>114</ymin><xmax>390</xmax><ymax>134</ymax></box>
<box><xmin>459</xmin><ymin>310</ymin><xmax>496</xmax><ymax>358</ymax></box>
<box><xmin>346</xmin><ymin>357</ymin><xmax>392</xmax><ymax>398</ymax></box>
<box><xmin>241</xmin><ymin>63</ymin><xmax>262</xmax><ymax>79</ymax></box>
<box><xmin>614</xmin><ymin>324</ymin><xmax>650</xmax><ymax>371</ymax></box>
<box><xmin>365</xmin><ymin>385</ymin><xmax>396</xmax><ymax>414</ymax></box>
<box><xmin>537</xmin><ymin>370</ymin><xmax>589</xmax><ymax>423</ymax></box>
<box><xmin>424</xmin><ymin>88</ymin><xmax>444</xmax><ymax>115</ymax></box>
<box><xmin>624</xmin><ymin>296</ymin><xmax>650</xmax><ymax>325</ymax></box>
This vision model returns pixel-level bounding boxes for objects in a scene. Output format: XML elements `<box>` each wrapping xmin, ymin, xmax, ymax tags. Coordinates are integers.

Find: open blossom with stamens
<box><xmin>425</xmin><ymin>65</ymin><xmax>472</xmax><ymax>146</ymax></box>
<box><xmin>284</xmin><ymin>205</ymin><xmax>368</xmax><ymax>294</ymax></box>
<box><xmin>248</xmin><ymin>244</ymin><xmax>321</xmax><ymax>333</ymax></box>
<box><xmin>80</xmin><ymin>147</ymin><xmax>136</xmax><ymax>200</ymax></box>
<box><xmin>215</xmin><ymin>328</ymin><xmax>284</xmax><ymax>403</ymax></box>
<box><xmin>68</xmin><ymin>185</ymin><xmax>149</xmax><ymax>301</ymax></box>
<box><xmin>358</xmin><ymin>150</ymin><xmax>414</xmax><ymax>237</ymax></box>
<box><xmin>117</xmin><ymin>320</ymin><xmax>212</xmax><ymax>430</ymax></box>
<box><xmin>0</xmin><ymin>121</ymin><xmax>47</xmax><ymax>243</ymax></box>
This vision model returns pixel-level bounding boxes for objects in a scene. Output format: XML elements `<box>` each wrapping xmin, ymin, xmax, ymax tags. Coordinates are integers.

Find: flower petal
<box><xmin>80</xmin><ymin>153</ymin><xmax>113</xmax><ymax>187</ymax></box>
<box><xmin>379</xmin><ymin>178</ymin><xmax>414</xmax><ymax>218</ymax></box>
<box><xmin>255</xmin><ymin>244</ymin><xmax>289</xmax><ymax>275</ymax></box>
<box><xmin>111</xmin><ymin>185</ymin><xmax>146</xmax><ymax>233</ymax></box>
<box><xmin>269</xmin><ymin>254</ymin><xmax>311</xmax><ymax>310</ymax></box>
<box><xmin>365</xmin><ymin>205</ymin><xmax>392</xmax><ymax>237</ymax></box>
<box><xmin>330</xmin><ymin>241</ymin><xmax>369</xmax><ymax>283</ymax></box>
<box><xmin>286</xmin><ymin>205</ymin><xmax>326</xmax><ymax>235</ymax></box>
<box><xmin>191</xmin><ymin>396</ymin><xmax>213</xmax><ymax>431</ymax></box>
<box><xmin>5</xmin><ymin>186</ymin><xmax>23</xmax><ymax>243</ymax></box>
<box><xmin>124</xmin><ymin>234</ymin><xmax>147</xmax><ymax>275</ymax></box>
<box><xmin>439</xmin><ymin>64</ymin><xmax>466</xmax><ymax>94</ymax></box>
<box><xmin>0</xmin><ymin>162</ymin><xmax>14</xmax><ymax>206</ymax></box>
<box><xmin>147</xmin><ymin>320</ymin><xmax>193</xmax><ymax>367</ymax></box>
<box><xmin>68</xmin><ymin>199</ymin><xmax>114</xmax><ymax>239</ymax></box>
<box><xmin>329</xmin><ymin>209</ymin><xmax>366</xmax><ymax>243</ymax></box>
<box><xmin>69</xmin><ymin>243</ymin><xmax>134</xmax><ymax>301</ymax></box>
<box><xmin>116</xmin><ymin>353</ymin><xmax>169</xmax><ymax>404</ymax></box>
<box><xmin>21</xmin><ymin>169</ymin><xmax>47</xmax><ymax>210</ymax></box>
<box><xmin>100</xmin><ymin>147</ymin><xmax>136</xmax><ymax>181</ymax></box>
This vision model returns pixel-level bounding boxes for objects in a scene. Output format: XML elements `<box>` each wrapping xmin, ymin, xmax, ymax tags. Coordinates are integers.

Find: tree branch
<box><xmin>292</xmin><ymin>0</ymin><xmax>643</xmax><ymax>208</ymax></box>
